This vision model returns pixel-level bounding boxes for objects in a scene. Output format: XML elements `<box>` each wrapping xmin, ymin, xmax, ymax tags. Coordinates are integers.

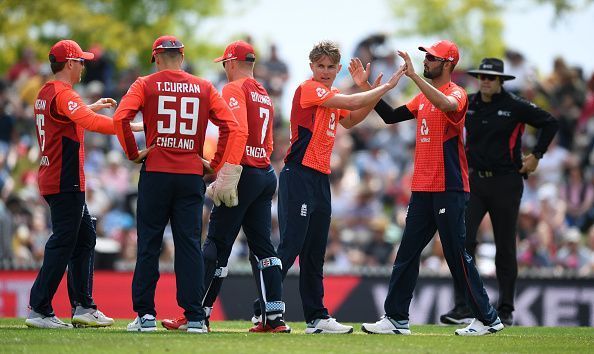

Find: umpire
<box><xmin>440</xmin><ymin>58</ymin><xmax>558</xmax><ymax>326</ymax></box>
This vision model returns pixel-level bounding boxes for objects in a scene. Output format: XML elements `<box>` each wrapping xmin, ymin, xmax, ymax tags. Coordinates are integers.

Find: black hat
<box><xmin>467</xmin><ymin>58</ymin><xmax>515</xmax><ymax>81</ymax></box>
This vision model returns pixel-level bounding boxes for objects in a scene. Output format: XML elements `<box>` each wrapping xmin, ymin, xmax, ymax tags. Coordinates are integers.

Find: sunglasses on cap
<box><xmin>478</xmin><ymin>74</ymin><xmax>498</xmax><ymax>81</ymax></box>
<box><xmin>155</xmin><ymin>40</ymin><xmax>184</xmax><ymax>50</ymax></box>
<box><xmin>425</xmin><ymin>54</ymin><xmax>447</xmax><ymax>62</ymax></box>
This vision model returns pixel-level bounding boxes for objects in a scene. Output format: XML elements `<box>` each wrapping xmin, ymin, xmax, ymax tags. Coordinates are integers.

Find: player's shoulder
<box><xmin>227</xmin><ymin>77</ymin><xmax>249</xmax><ymax>90</ymax></box>
<box><xmin>300</xmin><ymin>79</ymin><xmax>333</xmax><ymax>99</ymax></box>
<box><xmin>445</xmin><ymin>82</ymin><xmax>467</xmax><ymax>100</ymax></box>
<box><xmin>53</xmin><ymin>81</ymin><xmax>78</xmax><ymax>100</ymax></box>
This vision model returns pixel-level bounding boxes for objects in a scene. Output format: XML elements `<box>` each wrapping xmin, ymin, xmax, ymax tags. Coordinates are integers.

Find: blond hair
<box><xmin>309</xmin><ymin>40</ymin><xmax>341</xmax><ymax>64</ymax></box>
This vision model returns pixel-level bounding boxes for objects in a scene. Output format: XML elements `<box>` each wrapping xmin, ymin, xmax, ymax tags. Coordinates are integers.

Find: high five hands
<box><xmin>348</xmin><ymin>57</ymin><xmax>407</xmax><ymax>90</ymax></box>
<box><xmin>396</xmin><ymin>50</ymin><xmax>415</xmax><ymax>77</ymax></box>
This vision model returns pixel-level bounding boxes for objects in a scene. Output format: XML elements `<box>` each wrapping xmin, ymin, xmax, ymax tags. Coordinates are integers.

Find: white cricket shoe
<box><xmin>127</xmin><ymin>314</ymin><xmax>157</xmax><ymax>332</ymax></box>
<box><xmin>186</xmin><ymin>320</ymin><xmax>208</xmax><ymax>334</ymax></box>
<box><xmin>251</xmin><ymin>315</ymin><xmax>262</xmax><ymax>325</ymax></box>
<box><xmin>25</xmin><ymin>310</ymin><xmax>73</xmax><ymax>329</ymax></box>
<box><xmin>361</xmin><ymin>316</ymin><xmax>411</xmax><ymax>335</ymax></box>
<box><xmin>305</xmin><ymin>317</ymin><xmax>353</xmax><ymax>334</ymax></box>
<box><xmin>455</xmin><ymin>317</ymin><xmax>504</xmax><ymax>336</ymax></box>
<box><xmin>71</xmin><ymin>307</ymin><xmax>114</xmax><ymax>327</ymax></box>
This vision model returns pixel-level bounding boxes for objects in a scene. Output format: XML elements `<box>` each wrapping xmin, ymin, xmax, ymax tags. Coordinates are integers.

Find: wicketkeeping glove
<box><xmin>206</xmin><ymin>183</ymin><xmax>222</xmax><ymax>207</ymax></box>
<box><xmin>209</xmin><ymin>163</ymin><xmax>243</xmax><ymax>207</ymax></box>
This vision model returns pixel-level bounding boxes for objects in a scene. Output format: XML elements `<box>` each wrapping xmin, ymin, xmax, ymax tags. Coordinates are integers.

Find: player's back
<box><xmin>231</xmin><ymin>77</ymin><xmax>274</xmax><ymax>168</ymax></box>
<box><xmin>35</xmin><ymin>81</ymin><xmax>85</xmax><ymax>195</ymax></box>
<box><xmin>140</xmin><ymin>70</ymin><xmax>213</xmax><ymax>174</ymax></box>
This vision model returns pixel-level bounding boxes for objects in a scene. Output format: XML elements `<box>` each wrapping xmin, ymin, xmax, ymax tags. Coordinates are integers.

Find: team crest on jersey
<box><xmin>228</xmin><ymin>97</ymin><xmax>239</xmax><ymax>109</ymax></box>
<box><xmin>67</xmin><ymin>101</ymin><xmax>79</xmax><ymax>113</ymax></box>
<box><xmin>451</xmin><ymin>90</ymin><xmax>462</xmax><ymax>99</ymax></box>
<box><xmin>420</xmin><ymin>118</ymin><xmax>429</xmax><ymax>136</ymax></box>
<box><xmin>419</xmin><ymin>103</ymin><xmax>424</xmax><ymax>110</ymax></box>
<box><xmin>329</xmin><ymin>113</ymin><xmax>336</xmax><ymax>130</ymax></box>
<box><xmin>315</xmin><ymin>87</ymin><xmax>328</xmax><ymax>98</ymax></box>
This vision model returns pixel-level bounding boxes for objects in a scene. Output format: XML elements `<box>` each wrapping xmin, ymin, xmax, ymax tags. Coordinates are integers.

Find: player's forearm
<box><xmin>342</xmin><ymin>104</ymin><xmax>376</xmax><ymax>129</ymax></box>
<box><xmin>409</xmin><ymin>73</ymin><xmax>456</xmax><ymax>112</ymax></box>
<box><xmin>113</xmin><ymin>109</ymin><xmax>140</xmax><ymax>160</ymax></box>
<box><xmin>225</xmin><ymin>123</ymin><xmax>249</xmax><ymax>165</ymax></box>
<box><xmin>73</xmin><ymin>111</ymin><xmax>115</xmax><ymax>135</ymax></box>
<box><xmin>375</xmin><ymin>101</ymin><xmax>414</xmax><ymax>124</ymax></box>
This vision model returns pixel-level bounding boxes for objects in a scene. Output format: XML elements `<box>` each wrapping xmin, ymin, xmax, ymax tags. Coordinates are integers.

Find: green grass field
<box><xmin>0</xmin><ymin>319</ymin><xmax>593</xmax><ymax>353</ymax></box>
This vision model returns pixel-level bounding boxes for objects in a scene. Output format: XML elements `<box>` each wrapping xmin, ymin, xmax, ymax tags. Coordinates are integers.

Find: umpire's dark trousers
<box><xmin>132</xmin><ymin>171</ymin><xmax>205</xmax><ymax>322</ymax></box>
<box><xmin>453</xmin><ymin>172</ymin><xmax>523</xmax><ymax>313</ymax></box>
<box><xmin>277</xmin><ymin>163</ymin><xmax>331</xmax><ymax>323</ymax></box>
<box><xmin>29</xmin><ymin>192</ymin><xmax>97</xmax><ymax>317</ymax></box>
<box><xmin>384</xmin><ymin>191</ymin><xmax>498</xmax><ymax>325</ymax></box>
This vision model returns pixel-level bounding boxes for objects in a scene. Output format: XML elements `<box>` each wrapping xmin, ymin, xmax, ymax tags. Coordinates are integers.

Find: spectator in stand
<box><xmin>256</xmin><ymin>43</ymin><xmax>289</xmax><ymax>121</ymax></box>
<box><xmin>82</xmin><ymin>44</ymin><xmax>115</xmax><ymax>96</ymax></box>
<box><xmin>517</xmin><ymin>221</ymin><xmax>555</xmax><ymax>269</ymax></box>
<box><xmin>503</xmin><ymin>50</ymin><xmax>537</xmax><ymax>96</ymax></box>
<box><xmin>555</xmin><ymin>228</ymin><xmax>590</xmax><ymax>272</ymax></box>
<box><xmin>578</xmin><ymin>74</ymin><xmax>594</xmax><ymax>167</ymax></box>
<box><xmin>364</xmin><ymin>217</ymin><xmax>395</xmax><ymax>266</ymax></box>
<box><xmin>7</xmin><ymin>47</ymin><xmax>38</xmax><ymax>83</ymax></box>
<box><xmin>561</xmin><ymin>163</ymin><xmax>594</xmax><ymax>230</ymax></box>
<box><xmin>586</xmin><ymin>226</ymin><xmax>594</xmax><ymax>274</ymax></box>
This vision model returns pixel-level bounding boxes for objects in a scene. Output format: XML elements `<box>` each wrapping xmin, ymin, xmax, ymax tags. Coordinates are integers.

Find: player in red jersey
<box><xmin>161</xmin><ymin>40</ymin><xmax>290</xmax><ymax>333</ymax></box>
<box><xmin>255</xmin><ymin>40</ymin><xmax>405</xmax><ymax>334</ymax></box>
<box><xmin>353</xmin><ymin>40</ymin><xmax>503</xmax><ymax>336</ymax></box>
<box><xmin>113</xmin><ymin>35</ymin><xmax>243</xmax><ymax>333</ymax></box>
<box><xmin>26</xmin><ymin>39</ymin><xmax>137</xmax><ymax>329</ymax></box>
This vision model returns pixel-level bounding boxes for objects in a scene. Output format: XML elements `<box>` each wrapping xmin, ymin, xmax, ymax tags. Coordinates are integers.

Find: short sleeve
<box><xmin>444</xmin><ymin>86</ymin><xmax>467</xmax><ymax>124</ymax></box>
<box><xmin>299</xmin><ymin>80</ymin><xmax>336</xmax><ymax>108</ymax></box>
<box><xmin>405</xmin><ymin>94</ymin><xmax>422</xmax><ymax>118</ymax></box>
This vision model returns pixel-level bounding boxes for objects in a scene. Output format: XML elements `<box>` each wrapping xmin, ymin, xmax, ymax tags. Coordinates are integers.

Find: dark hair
<box><xmin>49</xmin><ymin>54</ymin><xmax>65</xmax><ymax>74</ymax></box>
<box><xmin>156</xmin><ymin>51</ymin><xmax>183</xmax><ymax>62</ymax></box>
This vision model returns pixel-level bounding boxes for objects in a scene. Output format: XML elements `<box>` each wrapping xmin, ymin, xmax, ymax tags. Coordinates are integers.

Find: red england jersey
<box><xmin>284</xmin><ymin>79</ymin><xmax>349</xmax><ymax>174</ymax></box>
<box><xmin>34</xmin><ymin>81</ymin><xmax>115</xmax><ymax>195</ymax></box>
<box><xmin>406</xmin><ymin>82</ymin><xmax>469</xmax><ymax>192</ymax></box>
<box><xmin>222</xmin><ymin>77</ymin><xmax>273</xmax><ymax>168</ymax></box>
<box><xmin>114</xmin><ymin>69</ymin><xmax>241</xmax><ymax>174</ymax></box>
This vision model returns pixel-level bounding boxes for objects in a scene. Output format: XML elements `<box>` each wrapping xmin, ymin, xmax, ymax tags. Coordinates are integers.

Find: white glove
<box><xmin>210</xmin><ymin>163</ymin><xmax>243</xmax><ymax>207</ymax></box>
<box><xmin>206</xmin><ymin>183</ymin><xmax>222</xmax><ymax>207</ymax></box>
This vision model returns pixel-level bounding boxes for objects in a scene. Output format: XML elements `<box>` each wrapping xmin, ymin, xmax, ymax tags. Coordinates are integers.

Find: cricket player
<box><xmin>114</xmin><ymin>35</ymin><xmax>243</xmax><ymax>333</ymax></box>
<box><xmin>161</xmin><ymin>40</ymin><xmax>290</xmax><ymax>333</ymax></box>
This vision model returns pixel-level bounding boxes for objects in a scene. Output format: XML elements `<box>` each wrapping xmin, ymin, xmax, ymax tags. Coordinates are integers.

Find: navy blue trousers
<box><xmin>29</xmin><ymin>192</ymin><xmax>97</xmax><ymax>317</ymax></box>
<box><xmin>276</xmin><ymin>163</ymin><xmax>331</xmax><ymax>323</ymax></box>
<box><xmin>132</xmin><ymin>171</ymin><xmax>205</xmax><ymax>321</ymax></box>
<box><xmin>202</xmin><ymin>166</ymin><xmax>282</xmax><ymax>314</ymax></box>
<box><xmin>384</xmin><ymin>191</ymin><xmax>498</xmax><ymax>324</ymax></box>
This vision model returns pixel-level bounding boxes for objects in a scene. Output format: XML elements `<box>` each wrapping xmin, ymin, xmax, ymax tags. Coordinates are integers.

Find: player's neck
<box><xmin>54</xmin><ymin>71</ymin><xmax>74</xmax><ymax>86</ymax></box>
<box><xmin>430</xmin><ymin>74</ymin><xmax>450</xmax><ymax>88</ymax></box>
<box><xmin>230</xmin><ymin>69</ymin><xmax>253</xmax><ymax>82</ymax></box>
<box><xmin>157</xmin><ymin>63</ymin><xmax>183</xmax><ymax>71</ymax></box>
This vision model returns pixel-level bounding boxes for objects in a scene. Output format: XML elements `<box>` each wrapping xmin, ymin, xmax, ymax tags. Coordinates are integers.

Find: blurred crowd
<box><xmin>1</xmin><ymin>34</ymin><xmax>594</xmax><ymax>277</ymax></box>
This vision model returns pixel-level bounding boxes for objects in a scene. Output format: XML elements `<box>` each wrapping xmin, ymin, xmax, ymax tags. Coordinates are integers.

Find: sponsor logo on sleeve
<box><xmin>228</xmin><ymin>97</ymin><xmax>239</xmax><ymax>109</ymax></box>
<box><xmin>68</xmin><ymin>101</ymin><xmax>80</xmax><ymax>113</ymax></box>
<box><xmin>315</xmin><ymin>87</ymin><xmax>328</xmax><ymax>98</ymax></box>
